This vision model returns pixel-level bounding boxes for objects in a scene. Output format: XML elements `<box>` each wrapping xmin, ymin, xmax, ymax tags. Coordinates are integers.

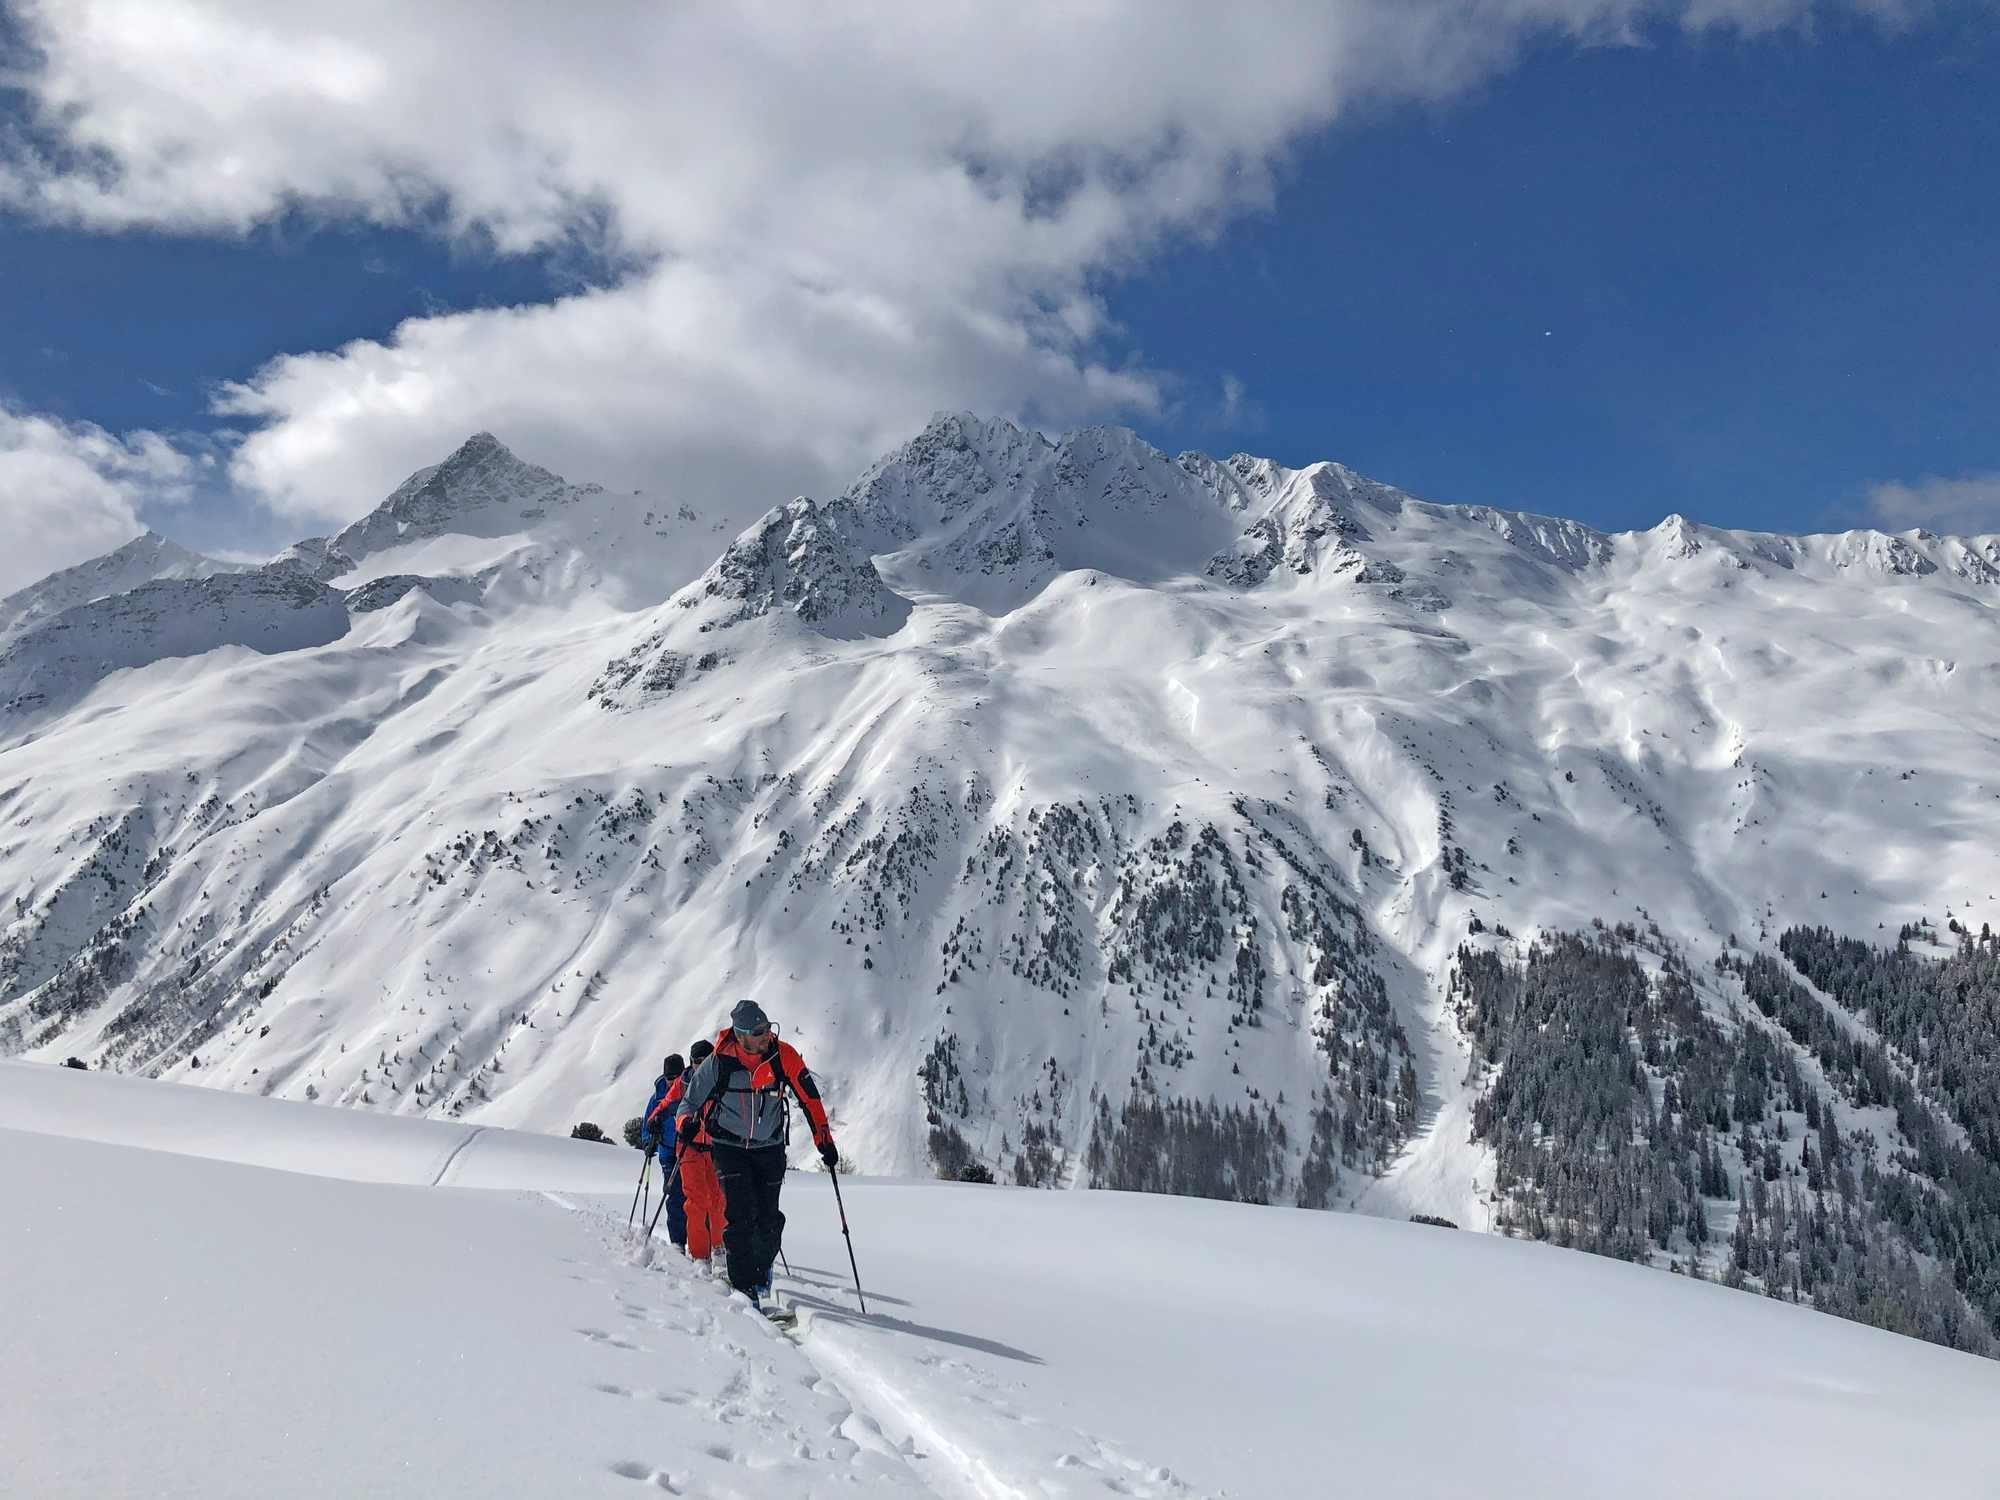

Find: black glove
<box><xmin>638</xmin><ymin>1133</ymin><xmax>658</xmax><ymax>1156</ymax></box>
<box><xmin>677</xmin><ymin>1114</ymin><xmax>701</xmax><ymax>1147</ymax></box>
<box><xmin>817</xmin><ymin>1137</ymin><xmax>839</xmax><ymax>1170</ymax></box>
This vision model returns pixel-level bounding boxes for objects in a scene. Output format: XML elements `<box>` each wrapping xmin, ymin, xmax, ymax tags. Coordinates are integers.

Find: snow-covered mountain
<box><xmin>0</xmin><ymin>417</ymin><xmax>1994</xmax><ymax>1321</ymax></box>
<box><xmin>275</xmin><ymin>426</ymin><xmax>730</xmax><ymax>612</ymax></box>
<box><xmin>0</xmin><ymin>530</ymin><xmax>247</xmax><ymax>644</ymax></box>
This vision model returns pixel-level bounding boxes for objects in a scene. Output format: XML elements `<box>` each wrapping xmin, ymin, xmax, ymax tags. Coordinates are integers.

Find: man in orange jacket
<box><xmin>675</xmin><ymin>999</ymin><xmax>838</xmax><ymax>1305</ymax></box>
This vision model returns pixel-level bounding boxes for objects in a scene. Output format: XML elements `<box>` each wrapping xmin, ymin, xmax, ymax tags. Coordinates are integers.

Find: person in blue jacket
<box><xmin>640</xmin><ymin>1053</ymin><xmax>687</xmax><ymax>1248</ymax></box>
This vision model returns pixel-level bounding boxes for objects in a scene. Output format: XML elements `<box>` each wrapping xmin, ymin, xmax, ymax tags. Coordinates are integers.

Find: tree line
<box><xmin>1454</xmin><ymin>925</ymin><xmax>1995</xmax><ymax>1358</ymax></box>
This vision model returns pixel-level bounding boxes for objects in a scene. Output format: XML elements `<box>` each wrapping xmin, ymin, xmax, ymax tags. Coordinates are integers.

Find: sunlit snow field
<box><xmin>3</xmin><ymin>1060</ymin><xmax>1992</xmax><ymax>1500</ymax></box>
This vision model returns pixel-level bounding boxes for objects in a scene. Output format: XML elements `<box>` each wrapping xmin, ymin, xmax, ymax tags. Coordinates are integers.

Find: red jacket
<box><xmin>676</xmin><ymin>1029</ymin><xmax>830</xmax><ymax>1150</ymax></box>
<box><xmin>645</xmin><ymin>1075</ymin><xmax>686</xmax><ymax>1135</ymax></box>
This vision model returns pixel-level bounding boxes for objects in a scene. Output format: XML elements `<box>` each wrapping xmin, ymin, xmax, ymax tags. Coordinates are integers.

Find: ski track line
<box><xmin>801</xmin><ymin>1328</ymin><xmax>1033</xmax><ymax>1500</ymax></box>
<box><xmin>428</xmin><ymin>1123</ymin><xmax>487</xmax><ymax>1185</ymax></box>
<box><xmin>798</xmin><ymin>1313</ymin><xmax>1217</xmax><ymax>1500</ymax></box>
<box><xmin>604</xmin><ymin>1204</ymin><xmax>1201</xmax><ymax>1499</ymax></box>
<box><xmin>601</xmin><ymin>1209</ymin><xmax>953</xmax><ymax>1498</ymax></box>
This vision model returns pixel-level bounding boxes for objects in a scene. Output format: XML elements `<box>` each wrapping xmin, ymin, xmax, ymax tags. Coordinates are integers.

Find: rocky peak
<box><xmin>1827</xmin><ymin>529</ymin><xmax>1940</xmax><ymax>578</ymax></box>
<box><xmin>1651</xmin><ymin>513</ymin><xmax>1705</xmax><ymax>561</ymax></box>
<box><xmin>682</xmin><ymin>495</ymin><xmax>911</xmax><ymax>639</ymax></box>
<box><xmin>316</xmin><ymin>433</ymin><xmax>601</xmax><ymax>575</ymax></box>
<box><xmin>842</xmin><ymin>412</ymin><xmax>1050</xmax><ymax>532</ymax></box>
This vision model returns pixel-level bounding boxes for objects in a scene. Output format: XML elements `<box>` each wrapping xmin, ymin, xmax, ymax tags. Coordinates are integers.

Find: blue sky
<box><xmin>1117</xmin><ymin>16</ymin><xmax>1998</xmax><ymax>535</ymax></box>
<box><xmin>0</xmin><ymin>3</ymin><xmax>1992</xmax><ymax>587</ymax></box>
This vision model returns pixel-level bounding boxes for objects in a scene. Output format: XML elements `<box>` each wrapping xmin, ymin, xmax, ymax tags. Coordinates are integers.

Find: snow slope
<box><xmin>3</xmin><ymin>1060</ymin><xmax>1994</xmax><ymax>1500</ymax></box>
<box><xmin>1</xmin><ymin>1066</ymin><xmax>926</xmax><ymax>1500</ymax></box>
<box><xmin>0</xmin><ymin>415</ymin><xmax>1994</xmax><ymax>1235</ymax></box>
<box><xmin>0</xmin><ymin>1049</ymin><xmax>636</xmax><ymax>1190</ymax></box>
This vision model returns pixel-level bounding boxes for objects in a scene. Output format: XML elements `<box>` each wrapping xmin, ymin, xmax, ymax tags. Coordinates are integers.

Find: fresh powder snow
<box><xmin>3</xmin><ymin>1060</ymin><xmax>1993</xmax><ymax>1499</ymax></box>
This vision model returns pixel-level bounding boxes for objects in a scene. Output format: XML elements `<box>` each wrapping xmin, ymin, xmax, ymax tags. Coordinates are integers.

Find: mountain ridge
<box><xmin>0</xmin><ymin>414</ymin><xmax>1994</xmax><ymax>1349</ymax></box>
<box><xmin>0</xmin><ymin>531</ymin><xmax>248</xmax><ymax>644</ymax></box>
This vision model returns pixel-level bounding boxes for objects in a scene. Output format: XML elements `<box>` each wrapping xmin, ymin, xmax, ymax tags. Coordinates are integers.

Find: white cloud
<box><xmin>1</xmin><ymin>0</ymin><xmax>1930</xmax><ymax>532</ymax></box>
<box><xmin>0</xmin><ymin>407</ymin><xmax>192</xmax><ymax>597</ymax></box>
<box><xmin>1865</xmin><ymin>472</ymin><xmax>2000</xmax><ymax>537</ymax></box>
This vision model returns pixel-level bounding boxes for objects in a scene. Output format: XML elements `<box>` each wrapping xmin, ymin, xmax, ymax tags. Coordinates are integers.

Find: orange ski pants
<box><xmin>680</xmin><ymin>1147</ymin><xmax>727</xmax><ymax>1260</ymax></box>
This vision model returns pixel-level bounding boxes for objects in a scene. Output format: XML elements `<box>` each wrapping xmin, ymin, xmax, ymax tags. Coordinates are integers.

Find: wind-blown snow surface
<box><xmin>0</xmin><ymin>416</ymin><xmax>1995</xmax><ymax>1228</ymax></box>
<box><xmin>4</xmin><ymin>1061</ymin><xmax>1994</xmax><ymax>1500</ymax></box>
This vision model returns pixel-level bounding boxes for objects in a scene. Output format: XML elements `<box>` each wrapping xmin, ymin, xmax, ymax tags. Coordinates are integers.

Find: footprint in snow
<box><xmin>591</xmin><ymin>1381</ymin><xmax>694</xmax><ymax>1406</ymax></box>
<box><xmin>1051</xmin><ymin>1440</ymin><xmax>1204</xmax><ymax>1498</ymax></box>
<box><xmin>607</xmin><ymin>1459</ymin><xmax>680</xmax><ymax>1491</ymax></box>
<box><xmin>575</xmin><ymin>1326</ymin><xmax>642</xmax><ymax>1351</ymax></box>
<box><xmin>701</xmin><ymin>1441</ymin><xmax>784</xmax><ymax>1471</ymax></box>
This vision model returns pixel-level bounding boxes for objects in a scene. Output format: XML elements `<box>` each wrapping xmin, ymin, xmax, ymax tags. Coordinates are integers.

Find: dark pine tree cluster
<box><xmin>1733</xmin><ymin>927</ymin><xmax>1998</xmax><ymax>1349</ymax></box>
<box><xmin>919</xmin><ymin>1030</ymin><xmax>977</xmax><ymax>1176</ymax></box>
<box><xmin>1777</xmin><ymin>924</ymin><xmax>1999</xmax><ymax>1166</ymax></box>
<box><xmin>1284</xmin><ymin>882</ymin><xmax>1417</xmax><ymax>1175</ymax></box>
<box><xmin>915</xmin><ymin>798</ymin><xmax>1419</xmax><ymax>1202</ymax></box>
<box><xmin>1084</xmin><ymin>1089</ymin><xmax>1290</xmax><ymax>1205</ymax></box>
<box><xmin>1455</xmin><ymin>927</ymin><xmax>1995</xmax><ymax>1357</ymax></box>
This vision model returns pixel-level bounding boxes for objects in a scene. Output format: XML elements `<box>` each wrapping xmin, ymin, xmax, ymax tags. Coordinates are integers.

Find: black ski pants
<box><xmin>709</xmin><ymin>1142</ymin><xmax>787</xmax><ymax>1294</ymax></box>
<box><xmin>661</xmin><ymin>1166</ymin><xmax>687</xmax><ymax>1247</ymax></box>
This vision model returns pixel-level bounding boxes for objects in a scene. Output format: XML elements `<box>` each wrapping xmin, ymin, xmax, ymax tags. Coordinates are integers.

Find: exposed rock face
<box><xmin>687</xmin><ymin>496</ymin><xmax>911</xmax><ymax>637</ymax></box>
<box><xmin>344</xmin><ymin>574</ymin><xmax>484</xmax><ymax>614</ymax></box>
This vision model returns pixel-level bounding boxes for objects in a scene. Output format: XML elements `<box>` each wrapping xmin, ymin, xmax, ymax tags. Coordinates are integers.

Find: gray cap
<box><xmin>729</xmin><ymin>999</ymin><xmax>770</xmax><ymax>1033</ymax></box>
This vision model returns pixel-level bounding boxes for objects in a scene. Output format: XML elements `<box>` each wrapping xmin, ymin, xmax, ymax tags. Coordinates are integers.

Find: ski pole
<box><xmin>627</xmin><ymin>1152</ymin><xmax>653</xmax><ymax>1230</ymax></box>
<box><xmin>828</xmin><ymin>1167</ymin><xmax>868</xmax><ymax>1315</ymax></box>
